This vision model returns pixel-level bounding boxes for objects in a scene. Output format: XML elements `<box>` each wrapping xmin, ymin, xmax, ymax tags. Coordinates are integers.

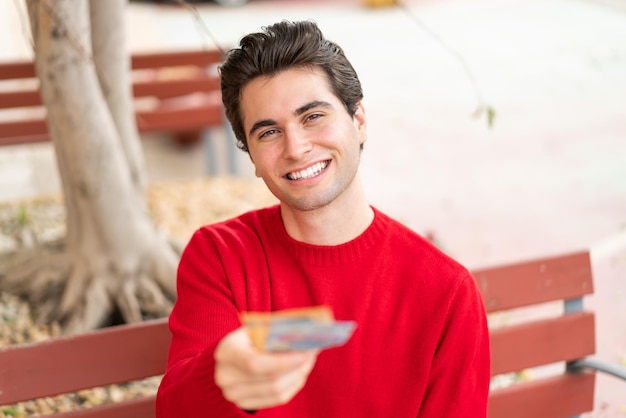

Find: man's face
<box><xmin>240</xmin><ymin>66</ymin><xmax>367</xmax><ymax>213</ymax></box>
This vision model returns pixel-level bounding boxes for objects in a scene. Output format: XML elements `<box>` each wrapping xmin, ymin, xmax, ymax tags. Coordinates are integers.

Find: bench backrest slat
<box><xmin>0</xmin><ymin>50</ymin><xmax>222</xmax><ymax>81</ymax></box>
<box><xmin>488</xmin><ymin>372</ymin><xmax>595</xmax><ymax>418</ymax></box>
<box><xmin>0</xmin><ymin>90</ymin><xmax>41</xmax><ymax>109</ymax></box>
<box><xmin>0</xmin><ymin>318</ymin><xmax>170</xmax><ymax>405</ymax></box>
<box><xmin>130</xmin><ymin>49</ymin><xmax>222</xmax><ymax>69</ymax></box>
<box><xmin>0</xmin><ymin>101</ymin><xmax>223</xmax><ymax>146</ymax></box>
<box><xmin>133</xmin><ymin>77</ymin><xmax>221</xmax><ymax>99</ymax></box>
<box><xmin>472</xmin><ymin>251</ymin><xmax>593</xmax><ymax>313</ymax></box>
<box><xmin>0</xmin><ymin>78</ymin><xmax>221</xmax><ymax>110</ymax></box>
<box><xmin>0</xmin><ymin>61</ymin><xmax>35</xmax><ymax>80</ymax></box>
<box><xmin>490</xmin><ymin>311</ymin><xmax>595</xmax><ymax>375</ymax></box>
<box><xmin>136</xmin><ymin>104</ymin><xmax>222</xmax><ymax>133</ymax></box>
<box><xmin>0</xmin><ymin>119</ymin><xmax>48</xmax><ymax>139</ymax></box>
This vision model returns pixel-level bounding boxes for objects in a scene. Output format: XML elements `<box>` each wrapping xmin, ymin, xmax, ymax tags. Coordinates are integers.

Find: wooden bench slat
<box><xmin>0</xmin><ymin>319</ymin><xmax>170</xmax><ymax>405</ymax></box>
<box><xmin>136</xmin><ymin>104</ymin><xmax>222</xmax><ymax>133</ymax></box>
<box><xmin>0</xmin><ymin>60</ymin><xmax>36</xmax><ymax>80</ymax></box>
<box><xmin>133</xmin><ymin>77</ymin><xmax>221</xmax><ymax>99</ymax></box>
<box><xmin>490</xmin><ymin>311</ymin><xmax>595</xmax><ymax>375</ymax></box>
<box><xmin>0</xmin><ymin>119</ymin><xmax>48</xmax><ymax>140</ymax></box>
<box><xmin>0</xmin><ymin>133</ymin><xmax>50</xmax><ymax>146</ymax></box>
<box><xmin>0</xmin><ymin>77</ymin><xmax>222</xmax><ymax>111</ymax></box>
<box><xmin>488</xmin><ymin>372</ymin><xmax>596</xmax><ymax>418</ymax></box>
<box><xmin>0</xmin><ymin>90</ymin><xmax>41</xmax><ymax>109</ymax></box>
<box><xmin>0</xmin><ymin>50</ymin><xmax>222</xmax><ymax>82</ymax></box>
<box><xmin>472</xmin><ymin>251</ymin><xmax>593</xmax><ymax>313</ymax></box>
<box><xmin>0</xmin><ymin>102</ymin><xmax>223</xmax><ymax>146</ymax></box>
<box><xmin>42</xmin><ymin>395</ymin><xmax>155</xmax><ymax>418</ymax></box>
<box><xmin>130</xmin><ymin>49</ymin><xmax>222</xmax><ymax>69</ymax></box>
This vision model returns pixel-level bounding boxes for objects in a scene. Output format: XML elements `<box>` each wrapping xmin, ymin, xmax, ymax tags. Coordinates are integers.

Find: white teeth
<box><xmin>287</xmin><ymin>161</ymin><xmax>328</xmax><ymax>180</ymax></box>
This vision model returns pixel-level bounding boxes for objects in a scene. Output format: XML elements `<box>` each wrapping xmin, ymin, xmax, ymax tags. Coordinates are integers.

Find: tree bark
<box><xmin>90</xmin><ymin>0</ymin><xmax>147</xmax><ymax>190</ymax></box>
<box><xmin>3</xmin><ymin>0</ymin><xmax>179</xmax><ymax>334</ymax></box>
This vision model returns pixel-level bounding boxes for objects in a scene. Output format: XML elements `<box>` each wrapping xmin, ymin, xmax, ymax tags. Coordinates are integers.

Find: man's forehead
<box><xmin>240</xmin><ymin>70</ymin><xmax>338</xmax><ymax>120</ymax></box>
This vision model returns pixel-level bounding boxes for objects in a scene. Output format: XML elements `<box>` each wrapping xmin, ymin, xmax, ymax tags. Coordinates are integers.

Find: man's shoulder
<box><xmin>188</xmin><ymin>204</ymin><xmax>280</xmax><ymax>247</ymax></box>
<box><xmin>202</xmin><ymin>204</ymin><xmax>279</xmax><ymax>231</ymax></box>
<box><xmin>373</xmin><ymin>207</ymin><xmax>470</xmax><ymax>276</ymax></box>
<box><xmin>373</xmin><ymin>207</ymin><xmax>439</xmax><ymax>251</ymax></box>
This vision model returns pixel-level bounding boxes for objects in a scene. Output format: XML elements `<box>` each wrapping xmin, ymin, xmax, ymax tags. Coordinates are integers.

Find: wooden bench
<box><xmin>0</xmin><ymin>49</ymin><xmax>237</xmax><ymax>174</ymax></box>
<box><xmin>1</xmin><ymin>250</ymin><xmax>624</xmax><ymax>417</ymax></box>
<box><xmin>482</xmin><ymin>250</ymin><xmax>626</xmax><ymax>417</ymax></box>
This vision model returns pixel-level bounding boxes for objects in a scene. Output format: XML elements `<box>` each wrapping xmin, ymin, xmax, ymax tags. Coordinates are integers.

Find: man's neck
<box><xmin>279</xmin><ymin>179</ymin><xmax>374</xmax><ymax>246</ymax></box>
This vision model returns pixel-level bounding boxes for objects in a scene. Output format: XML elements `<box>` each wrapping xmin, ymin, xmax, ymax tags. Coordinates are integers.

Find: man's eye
<box><xmin>259</xmin><ymin>129</ymin><xmax>277</xmax><ymax>139</ymax></box>
<box><xmin>306</xmin><ymin>113</ymin><xmax>322</xmax><ymax>122</ymax></box>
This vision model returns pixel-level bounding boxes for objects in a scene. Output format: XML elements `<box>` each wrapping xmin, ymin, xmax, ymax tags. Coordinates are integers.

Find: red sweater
<box><xmin>156</xmin><ymin>205</ymin><xmax>490</xmax><ymax>417</ymax></box>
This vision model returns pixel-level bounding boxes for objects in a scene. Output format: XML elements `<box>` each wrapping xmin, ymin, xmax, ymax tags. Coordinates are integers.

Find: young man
<box><xmin>156</xmin><ymin>20</ymin><xmax>490</xmax><ymax>417</ymax></box>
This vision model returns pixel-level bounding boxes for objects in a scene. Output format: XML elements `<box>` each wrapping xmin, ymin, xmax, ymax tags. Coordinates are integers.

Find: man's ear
<box><xmin>354</xmin><ymin>101</ymin><xmax>367</xmax><ymax>145</ymax></box>
<box><xmin>248</xmin><ymin>153</ymin><xmax>262</xmax><ymax>178</ymax></box>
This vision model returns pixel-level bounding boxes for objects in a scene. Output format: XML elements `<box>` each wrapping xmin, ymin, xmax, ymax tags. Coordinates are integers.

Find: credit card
<box><xmin>240</xmin><ymin>306</ymin><xmax>357</xmax><ymax>352</ymax></box>
<box><xmin>264</xmin><ymin>318</ymin><xmax>357</xmax><ymax>352</ymax></box>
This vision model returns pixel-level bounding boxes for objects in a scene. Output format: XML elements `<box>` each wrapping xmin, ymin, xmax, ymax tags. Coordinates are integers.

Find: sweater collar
<box><xmin>268</xmin><ymin>205</ymin><xmax>389</xmax><ymax>265</ymax></box>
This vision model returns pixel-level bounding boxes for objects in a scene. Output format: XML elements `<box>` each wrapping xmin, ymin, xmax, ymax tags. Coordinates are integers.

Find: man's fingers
<box><xmin>221</xmin><ymin>353</ymin><xmax>317</xmax><ymax>409</ymax></box>
<box><xmin>241</xmin><ymin>350</ymin><xmax>311</xmax><ymax>375</ymax></box>
<box><xmin>215</xmin><ymin>326</ymin><xmax>320</xmax><ymax>410</ymax></box>
<box><xmin>216</xmin><ymin>327</ymin><xmax>311</xmax><ymax>377</ymax></box>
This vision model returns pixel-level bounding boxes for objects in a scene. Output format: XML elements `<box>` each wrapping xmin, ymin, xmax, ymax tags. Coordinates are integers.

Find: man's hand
<box><xmin>215</xmin><ymin>327</ymin><xmax>318</xmax><ymax>410</ymax></box>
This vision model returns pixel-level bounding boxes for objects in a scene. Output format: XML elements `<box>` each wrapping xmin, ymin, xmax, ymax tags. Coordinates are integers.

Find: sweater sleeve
<box><xmin>156</xmin><ymin>228</ymin><xmax>250</xmax><ymax>418</ymax></box>
<box><xmin>417</xmin><ymin>270</ymin><xmax>491</xmax><ymax>418</ymax></box>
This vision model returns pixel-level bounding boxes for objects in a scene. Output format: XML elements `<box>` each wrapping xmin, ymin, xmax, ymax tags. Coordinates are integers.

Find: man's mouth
<box><xmin>285</xmin><ymin>160</ymin><xmax>330</xmax><ymax>180</ymax></box>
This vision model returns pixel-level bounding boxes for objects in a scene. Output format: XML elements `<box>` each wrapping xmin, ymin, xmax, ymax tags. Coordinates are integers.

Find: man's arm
<box><xmin>417</xmin><ymin>271</ymin><xmax>491</xmax><ymax>417</ymax></box>
<box><xmin>155</xmin><ymin>228</ymin><xmax>246</xmax><ymax>418</ymax></box>
<box><xmin>157</xmin><ymin>326</ymin><xmax>317</xmax><ymax>417</ymax></box>
<box><xmin>155</xmin><ymin>229</ymin><xmax>317</xmax><ymax>417</ymax></box>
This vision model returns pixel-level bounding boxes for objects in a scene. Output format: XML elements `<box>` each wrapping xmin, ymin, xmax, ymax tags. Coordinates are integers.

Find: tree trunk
<box><xmin>2</xmin><ymin>0</ymin><xmax>179</xmax><ymax>334</ymax></box>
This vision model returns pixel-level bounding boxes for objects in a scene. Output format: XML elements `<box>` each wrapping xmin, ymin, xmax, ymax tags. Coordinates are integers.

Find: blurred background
<box><xmin>1</xmin><ymin>0</ymin><xmax>625</xmax><ymax>414</ymax></box>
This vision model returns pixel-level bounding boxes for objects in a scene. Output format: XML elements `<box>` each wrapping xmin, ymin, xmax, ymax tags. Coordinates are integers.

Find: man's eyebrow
<box><xmin>248</xmin><ymin>119</ymin><xmax>277</xmax><ymax>138</ymax></box>
<box><xmin>248</xmin><ymin>101</ymin><xmax>332</xmax><ymax>138</ymax></box>
<box><xmin>294</xmin><ymin>100</ymin><xmax>331</xmax><ymax>116</ymax></box>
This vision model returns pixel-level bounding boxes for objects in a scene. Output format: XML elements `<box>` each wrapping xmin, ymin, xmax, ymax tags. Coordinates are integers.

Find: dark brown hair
<box><xmin>219</xmin><ymin>20</ymin><xmax>364</xmax><ymax>152</ymax></box>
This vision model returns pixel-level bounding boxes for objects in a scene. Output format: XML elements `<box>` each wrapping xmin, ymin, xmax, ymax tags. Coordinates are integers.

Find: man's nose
<box><xmin>282</xmin><ymin>127</ymin><xmax>312</xmax><ymax>159</ymax></box>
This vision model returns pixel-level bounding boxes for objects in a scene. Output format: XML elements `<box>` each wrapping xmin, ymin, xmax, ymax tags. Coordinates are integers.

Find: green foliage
<box><xmin>2</xmin><ymin>407</ymin><xmax>21</xmax><ymax>417</ymax></box>
<box><xmin>17</xmin><ymin>205</ymin><xmax>29</xmax><ymax>227</ymax></box>
<box><xmin>473</xmin><ymin>104</ymin><xmax>497</xmax><ymax>129</ymax></box>
<box><xmin>486</xmin><ymin>106</ymin><xmax>496</xmax><ymax>129</ymax></box>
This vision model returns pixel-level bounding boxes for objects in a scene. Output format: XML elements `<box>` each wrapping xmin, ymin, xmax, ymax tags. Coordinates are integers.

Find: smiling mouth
<box><xmin>285</xmin><ymin>160</ymin><xmax>330</xmax><ymax>180</ymax></box>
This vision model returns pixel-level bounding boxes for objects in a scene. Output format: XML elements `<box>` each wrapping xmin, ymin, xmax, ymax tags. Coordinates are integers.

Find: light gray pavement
<box><xmin>1</xmin><ymin>0</ymin><xmax>625</xmax><ymax>414</ymax></box>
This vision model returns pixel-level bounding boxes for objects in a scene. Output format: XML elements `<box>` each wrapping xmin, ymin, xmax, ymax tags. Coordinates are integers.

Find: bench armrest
<box><xmin>569</xmin><ymin>358</ymin><xmax>626</xmax><ymax>381</ymax></box>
